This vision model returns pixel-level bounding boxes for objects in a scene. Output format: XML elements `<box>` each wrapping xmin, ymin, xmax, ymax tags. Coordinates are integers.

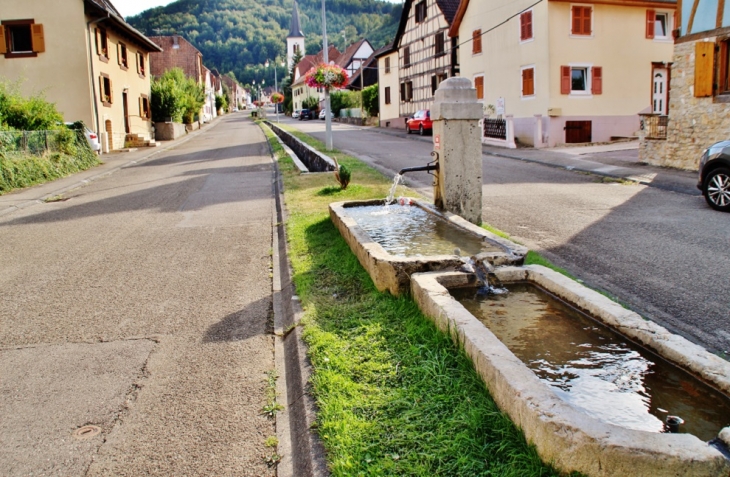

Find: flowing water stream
<box><xmin>452</xmin><ymin>283</ymin><xmax>730</xmax><ymax>441</ymax></box>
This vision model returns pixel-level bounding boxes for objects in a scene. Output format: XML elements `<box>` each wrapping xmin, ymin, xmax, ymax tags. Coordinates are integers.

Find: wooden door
<box><xmin>565</xmin><ymin>120</ymin><xmax>591</xmax><ymax>143</ymax></box>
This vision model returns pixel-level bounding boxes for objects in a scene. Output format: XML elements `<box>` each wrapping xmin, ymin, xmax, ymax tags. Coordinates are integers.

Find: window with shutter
<box><xmin>118</xmin><ymin>42</ymin><xmax>128</xmax><ymax>69</ymax></box>
<box><xmin>591</xmin><ymin>66</ymin><xmax>602</xmax><ymax>94</ymax></box>
<box><xmin>695</xmin><ymin>41</ymin><xmax>714</xmax><ymax>97</ymax></box>
<box><xmin>571</xmin><ymin>6</ymin><xmax>592</xmax><ymax>35</ymax></box>
<box><xmin>385</xmin><ymin>86</ymin><xmax>391</xmax><ymax>104</ymax></box>
<box><xmin>403</xmin><ymin>46</ymin><xmax>411</xmax><ymax>67</ymax></box>
<box><xmin>472</xmin><ymin>30</ymin><xmax>482</xmax><ymax>54</ymax></box>
<box><xmin>400</xmin><ymin>82</ymin><xmax>406</xmax><ymax>102</ymax></box>
<box><xmin>97</xmin><ymin>28</ymin><xmax>109</xmax><ymax>62</ymax></box>
<box><xmin>520</xmin><ymin>11</ymin><xmax>533</xmax><ymax>41</ymax></box>
<box><xmin>435</xmin><ymin>32</ymin><xmax>445</xmax><ymax>57</ymax></box>
<box><xmin>384</xmin><ymin>57</ymin><xmax>390</xmax><ymax>74</ymax></box>
<box><xmin>474</xmin><ymin>75</ymin><xmax>484</xmax><ymax>99</ymax></box>
<box><xmin>431</xmin><ymin>75</ymin><xmax>438</xmax><ymax>95</ymax></box>
<box><xmin>522</xmin><ymin>68</ymin><xmax>535</xmax><ymax>96</ymax></box>
<box><xmin>100</xmin><ymin>74</ymin><xmax>112</xmax><ymax>106</ymax></box>
<box><xmin>719</xmin><ymin>40</ymin><xmax>730</xmax><ymax>95</ymax></box>
<box><xmin>2</xmin><ymin>20</ymin><xmax>43</xmax><ymax>57</ymax></box>
<box><xmin>137</xmin><ymin>51</ymin><xmax>146</xmax><ymax>77</ymax></box>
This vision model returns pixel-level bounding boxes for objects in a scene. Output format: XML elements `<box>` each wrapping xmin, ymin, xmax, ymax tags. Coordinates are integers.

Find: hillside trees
<box><xmin>128</xmin><ymin>0</ymin><xmax>400</xmax><ymax>87</ymax></box>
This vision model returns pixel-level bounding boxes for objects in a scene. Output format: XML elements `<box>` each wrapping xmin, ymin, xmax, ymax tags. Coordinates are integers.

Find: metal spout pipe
<box><xmin>398</xmin><ymin>163</ymin><xmax>438</xmax><ymax>175</ymax></box>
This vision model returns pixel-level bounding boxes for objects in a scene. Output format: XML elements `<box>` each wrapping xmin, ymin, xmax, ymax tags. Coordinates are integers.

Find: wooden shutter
<box><xmin>400</xmin><ymin>82</ymin><xmax>406</xmax><ymax>101</ymax></box>
<box><xmin>95</xmin><ymin>28</ymin><xmax>101</xmax><ymax>55</ymax></box>
<box><xmin>522</xmin><ymin>68</ymin><xmax>534</xmax><ymax>96</ymax></box>
<box><xmin>431</xmin><ymin>75</ymin><xmax>437</xmax><ymax>94</ymax></box>
<box><xmin>139</xmin><ymin>97</ymin><xmax>144</xmax><ymax>117</ymax></box>
<box><xmin>99</xmin><ymin>76</ymin><xmax>105</xmax><ymax>103</ymax></box>
<box><xmin>473</xmin><ymin>30</ymin><xmax>482</xmax><ymax>54</ymax></box>
<box><xmin>31</xmin><ymin>24</ymin><xmax>45</xmax><ymax>53</ymax></box>
<box><xmin>592</xmin><ymin>66</ymin><xmax>602</xmax><ymax>94</ymax></box>
<box><xmin>561</xmin><ymin>66</ymin><xmax>571</xmax><ymax>94</ymax></box>
<box><xmin>474</xmin><ymin>76</ymin><xmax>484</xmax><ymax>99</ymax></box>
<box><xmin>118</xmin><ymin>44</ymin><xmax>123</xmax><ymax>65</ymax></box>
<box><xmin>109</xmin><ymin>78</ymin><xmax>113</xmax><ymax>104</ymax></box>
<box><xmin>521</xmin><ymin>11</ymin><xmax>533</xmax><ymax>40</ymax></box>
<box><xmin>695</xmin><ymin>42</ymin><xmax>715</xmax><ymax>97</ymax></box>
<box><xmin>646</xmin><ymin>10</ymin><xmax>655</xmax><ymax>39</ymax></box>
<box><xmin>572</xmin><ymin>6</ymin><xmax>591</xmax><ymax>35</ymax></box>
<box><xmin>0</xmin><ymin>27</ymin><xmax>6</xmax><ymax>54</ymax></box>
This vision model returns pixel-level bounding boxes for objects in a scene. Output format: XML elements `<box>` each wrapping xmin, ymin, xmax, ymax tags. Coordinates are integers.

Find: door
<box><xmin>652</xmin><ymin>68</ymin><xmax>668</xmax><ymax>115</ymax></box>
<box><xmin>565</xmin><ymin>120</ymin><xmax>592</xmax><ymax>143</ymax></box>
<box><xmin>122</xmin><ymin>92</ymin><xmax>130</xmax><ymax>134</ymax></box>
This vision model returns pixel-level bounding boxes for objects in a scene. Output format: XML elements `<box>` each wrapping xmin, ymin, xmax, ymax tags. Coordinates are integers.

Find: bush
<box><xmin>362</xmin><ymin>83</ymin><xmax>379</xmax><ymax>117</ymax></box>
<box><xmin>329</xmin><ymin>90</ymin><xmax>359</xmax><ymax>116</ymax></box>
<box><xmin>151</xmin><ymin>68</ymin><xmax>205</xmax><ymax>124</ymax></box>
<box><xmin>303</xmin><ymin>96</ymin><xmax>319</xmax><ymax>111</ymax></box>
<box><xmin>0</xmin><ymin>80</ymin><xmax>64</xmax><ymax>131</ymax></box>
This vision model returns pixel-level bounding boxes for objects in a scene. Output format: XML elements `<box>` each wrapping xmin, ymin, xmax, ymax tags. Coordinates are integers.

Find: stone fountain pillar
<box><xmin>432</xmin><ymin>77</ymin><xmax>483</xmax><ymax>225</ymax></box>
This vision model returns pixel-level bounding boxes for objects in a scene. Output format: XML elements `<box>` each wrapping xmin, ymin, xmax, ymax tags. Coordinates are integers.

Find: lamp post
<box><xmin>265</xmin><ymin>59</ymin><xmax>285</xmax><ymax>122</ymax></box>
<box><xmin>322</xmin><ymin>0</ymin><xmax>333</xmax><ymax>150</ymax></box>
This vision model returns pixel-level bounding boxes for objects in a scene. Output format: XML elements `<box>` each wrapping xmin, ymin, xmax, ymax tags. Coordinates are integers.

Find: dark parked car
<box><xmin>406</xmin><ymin>109</ymin><xmax>432</xmax><ymax>135</ymax></box>
<box><xmin>698</xmin><ymin>140</ymin><xmax>730</xmax><ymax>212</ymax></box>
<box><xmin>299</xmin><ymin>108</ymin><xmax>315</xmax><ymax>120</ymax></box>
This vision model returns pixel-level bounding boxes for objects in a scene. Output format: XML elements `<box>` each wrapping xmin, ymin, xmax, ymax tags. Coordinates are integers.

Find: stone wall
<box><xmin>266</xmin><ymin>122</ymin><xmax>336</xmax><ymax>173</ymax></box>
<box><xmin>640</xmin><ymin>40</ymin><xmax>730</xmax><ymax>171</ymax></box>
<box><xmin>154</xmin><ymin>122</ymin><xmax>187</xmax><ymax>141</ymax></box>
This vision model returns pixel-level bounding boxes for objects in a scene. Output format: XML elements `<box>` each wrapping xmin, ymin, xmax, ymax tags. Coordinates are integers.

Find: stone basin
<box><xmin>410</xmin><ymin>265</ymin><xmax>730</xmax><ymax>477</ymax></box>
<box><xmin>329</xmin><ymin>198</ymin><xmax>527</xmax><ymax>295</ymax></box>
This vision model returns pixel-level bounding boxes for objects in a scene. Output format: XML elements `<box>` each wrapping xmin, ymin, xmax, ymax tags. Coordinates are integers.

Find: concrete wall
<box><xmin>267</xmin><ymin>122</ymin><xmax>336</xmax><ymax>172</ymax></box>
<box><xmin>640</xmin><ymin>39</ymin><xmax>730</xmax><ymax>170</ymax></box>
<box><xmin>154</xmin><ymin>122</ymin><xmax>187</xmax><ymax>141</ymax></box>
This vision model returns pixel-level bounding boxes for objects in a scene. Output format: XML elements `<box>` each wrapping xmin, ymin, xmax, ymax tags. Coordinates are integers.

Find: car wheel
<box><xmin>703</xmin><ymin>167</ymin><xmax>730</xmax><ymax>212</ymax></box>
<box><xmin>419</xmin><ymin>125</ymin><xmax>425</xmax><ymax>136</ymax></box>
<box><xmin>406</xmin><ymin>123</ymin><xmax>411</xmax><ymax>134</ymax></box>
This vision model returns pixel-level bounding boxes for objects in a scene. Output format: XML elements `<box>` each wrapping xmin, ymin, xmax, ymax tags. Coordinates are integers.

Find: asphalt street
<box><xmin>286</xmin><ymin>114</ymin><xmax>730</xmax><ymax>357</ymax></box>
<box><xmin>0</xmin><ymin>115</ymin><xmax>277</xmax><ymax>476</ymax></box>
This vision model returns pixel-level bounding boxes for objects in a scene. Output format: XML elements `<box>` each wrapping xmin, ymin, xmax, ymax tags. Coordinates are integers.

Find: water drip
<box><xmin>456</xmin><ymin>251</ymin><xmax>507</xmax><ymax>295</ymax></box>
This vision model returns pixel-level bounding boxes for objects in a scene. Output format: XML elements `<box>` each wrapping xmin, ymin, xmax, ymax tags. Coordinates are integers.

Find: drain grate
<box><xmin>72</xmin><ymin>425</ymin><xmax>101</xmax><ymax>440</ymax></box>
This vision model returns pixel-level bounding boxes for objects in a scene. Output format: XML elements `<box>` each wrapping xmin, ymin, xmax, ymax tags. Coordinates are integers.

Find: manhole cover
<box><xmin>72</xmin><ymin>425</ymin><xmax>101</xmax><ymax>440</ymax></box>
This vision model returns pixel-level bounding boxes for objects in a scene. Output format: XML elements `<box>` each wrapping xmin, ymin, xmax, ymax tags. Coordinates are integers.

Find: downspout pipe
<box><xmin>86</xmin><ymin>14</ymin><xmax>110</xmax><ymax>140</ymax></box>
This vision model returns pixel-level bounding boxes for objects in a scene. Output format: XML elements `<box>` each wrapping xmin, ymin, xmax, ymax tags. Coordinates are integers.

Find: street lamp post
<box><xmin>322</xmin><ymin>0</ymin><xmax>333</xmax><ymax>150</ymax></box>
<box><xmin>266</xmin><ymin>59</ymin><xmax>285</xmax><ymax>123</ymax></box>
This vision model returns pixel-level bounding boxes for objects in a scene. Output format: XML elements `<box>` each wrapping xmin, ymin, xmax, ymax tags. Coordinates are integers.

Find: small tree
<box><xmin>215</xmin><ymin>94</ymin><xmax>228</xmax><ymax>114</ymax></box>
<box><xmin>302</xmin><ymin>96</ymin><xmax>319</xmax><ymax>111</ymax></box>
<box><xmin>362</xmin><ymin>83</ymin><xmax>379</xmax><ymax>117</ymax></box>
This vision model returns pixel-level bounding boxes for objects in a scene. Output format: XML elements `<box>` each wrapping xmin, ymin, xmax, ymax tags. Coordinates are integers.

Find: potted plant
<box><xmin>305</xmin><ymin>63</ymin><xmax>349</xmax><ymax>90</ymax></box>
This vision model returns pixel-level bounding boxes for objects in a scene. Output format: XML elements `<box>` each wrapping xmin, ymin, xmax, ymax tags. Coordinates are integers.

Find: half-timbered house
<box><xmin>392</xmin><ymin>0</ymin><xmax>461</xmax><ymax>127</ymax></box>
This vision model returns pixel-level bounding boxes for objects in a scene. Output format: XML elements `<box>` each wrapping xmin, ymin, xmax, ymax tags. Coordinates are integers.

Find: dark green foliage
<box><xmin>361</xmin><ymin>83</ymin><xmax>378</xmax><ymax>116</ymax></box>
<box><xmin>0</xmin><ymin>81</ymin><xmax>64</xmax><ymax>131</ymax></box>
<box><xmin>328</xmin><ymin>90</ymin><xmax>358</xmax><ymax>116</ymax></box>
<box><xmin>215</xmin><ymin>93</ymin><xmax>228</xmax><ymax>112</ymax></box>
<box><xmin>127</xmin><ymin>0</ymin><xmax>401</xmax><ymax>86</ymax></box>
<box><xmin>151</xmin><ymin>68</ymin><xmax>205</xmax><ymax>123</ymax></box>
<box><xmin>302</xmin><ymin>96</ymin><xmax>319</xmax><ymax>110</ymax></box>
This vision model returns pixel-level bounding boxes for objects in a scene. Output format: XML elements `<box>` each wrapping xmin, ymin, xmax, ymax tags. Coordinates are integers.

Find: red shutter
<box><xmin>561</xmin><ymin>66</ymin><xmax>571</xmax><ymax>94</ymax></box>
<box><xmin>646</xmin><ymin>10</ymin><xmax>655</xmax><ymax>39</ymax></box>
<box><xmin>572</xmin><ymin>7</ymin><xmax>581</xmax><ymax>34</ymax></box>
<box><xmin>475</xmin><ymin>76</ymin><xmax>484</xmax><ymax>99</ymax></box>
<box><xmin>522</xmin><ymin>68</ymin><xmax>534</xmax><ymax>96</ymax></box>
<box><xmin>592</xmin><ymin>67</ymin><xmax>602</xmax><ymax>94</ymax></box>
<box><xmin>0</xmin><ymin>27</ymin><xmax>6</xmax><ymax>54</ymax></box>
<box><xmin>521</xmin><ymin>11</ymin><xmax>533</xmax><ymax>40</ymax></box>
<box><xmin>583</xmin><ymin>7</ymin><xmax>592</xmax><ymax>35</ymax></box>
<box><xmin>572</xmin><ymin>7</ymin><xmax>591</xmax><ymax>35</ymax></box>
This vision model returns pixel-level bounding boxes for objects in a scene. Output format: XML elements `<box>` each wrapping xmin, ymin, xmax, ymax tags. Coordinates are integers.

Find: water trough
<box><xmin>329</xmin><ymin>198</ymin><xmax>527</xmax><ymax>295</ymax></box>
<box><xmin>410</xmin><ymin>266</ymin><xmax>730</xmax><ymax>477</ymax></box>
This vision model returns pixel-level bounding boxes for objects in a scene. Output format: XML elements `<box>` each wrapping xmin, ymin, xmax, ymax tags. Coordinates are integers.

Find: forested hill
<box><xmin>127</xmin><ymin>0</ymin><xmax>401</xmax><ymax>86</ymax></box>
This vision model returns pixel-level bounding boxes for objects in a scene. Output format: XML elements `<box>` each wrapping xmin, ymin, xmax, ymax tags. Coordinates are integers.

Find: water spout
<box><xmin>398</xmin><ymin>163</ymin><xmax>439</xmax><ymax>175</ymax></box>
<box><xmin>666</xmin><ymin>416</ymin><xmax>685</xmax><ymax>433</ymax></box>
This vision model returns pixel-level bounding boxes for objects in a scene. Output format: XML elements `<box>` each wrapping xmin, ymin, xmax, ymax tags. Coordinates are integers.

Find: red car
<box><xmin>406</xmin><ymin>110</ymin><xmax>432</xmax><ymax>136</ymax></box>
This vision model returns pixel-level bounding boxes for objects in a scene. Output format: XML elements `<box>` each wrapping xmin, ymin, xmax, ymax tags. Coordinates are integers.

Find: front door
<box><xmin>652</xmin><ymin>68</ymin><xmax>668</xmax><ymax>115</ymax></box>
<box><xmin>122</xmin><ymin>92</ymin><xmax>130</xmax><ymax>134</ymax></box>
<box><xmin>565</xmin><ymin>120</ymin><xmax>592</xmax><ymax>143</ymax></box>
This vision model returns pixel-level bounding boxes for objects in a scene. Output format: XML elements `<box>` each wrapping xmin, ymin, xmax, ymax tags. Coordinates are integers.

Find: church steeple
<box><xmin>286</xmin><ymin>1</ymin><xmax>305</xmax><ymax>69</ymax></box>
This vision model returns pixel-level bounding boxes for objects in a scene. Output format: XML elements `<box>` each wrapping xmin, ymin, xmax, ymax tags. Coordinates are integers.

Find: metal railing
<box><xmin>0</xmin><ymin>129</ymin><xmax>86</xmax><ymax>156</ymax></box>
<box><xmin>640</xmin><ymin>115</ymin><xmax>668</xmax><ymax>140</ymax></box>
<box><xmin>483</xmin><ymin>118</ymin><xmax>507</xmax><ymax>140</ymax></box>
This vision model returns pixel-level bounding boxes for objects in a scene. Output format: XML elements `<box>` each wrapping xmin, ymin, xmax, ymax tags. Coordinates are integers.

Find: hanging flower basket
<box><xmin>305</xmin><ymin>63</ymin><xmax>349</xmax><ymax>90</ymax></box>
<box><xmin>271</xmin><ymin>92</ymin><xmax>284</xmax><ymax>104</ymax></box>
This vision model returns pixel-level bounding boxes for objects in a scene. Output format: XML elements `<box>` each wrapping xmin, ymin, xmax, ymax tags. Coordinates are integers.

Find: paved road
<box><xmin>0</xmin><ymin>115</ymin><xmax>277</xmax><ymax>476</ymax></box>
<box><xmin>283</xmin><ymin>114</ymin><xmax>730</xmax><ymax>357</ymax></box>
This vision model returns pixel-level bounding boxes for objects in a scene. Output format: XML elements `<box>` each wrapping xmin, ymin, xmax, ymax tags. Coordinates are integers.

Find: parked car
<box><xmin>319</xmin><ymin>109</ymin><xmax>334</xmax><ymax>120</ymax></box>
<box><xmin>299</xmin><ymin>108</ymin><xmax>315</xmax><ymax>120</ymax></box>
<box><xmin>292</xmin><ymin>110</ymin><xmax>301</xmax><ymax>119</ymax></box>
<box><xmin>406</xmin><ymin>110</ymin><xmax>432</xmax><ymax>135</ymax></box>
<box><xmin>698</xmin><ymin>140</ymin><xmax>730</xmax><ymax>212</ymax></box>
<box><xmin>65</xmin><ymin>122</ymin><xmax>101</xmax><ymax>154</ymax></box>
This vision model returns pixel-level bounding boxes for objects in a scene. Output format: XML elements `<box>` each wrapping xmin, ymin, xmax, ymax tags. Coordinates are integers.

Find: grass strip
<box><xmin>0</xmin><ymin>150</ymin><xmax>100</xmax><ymax>195</ymax></box>
<box><xmin>261</xmin><ymin>123</ymin><xmax>571</xmax><ymax>476</ymax></box>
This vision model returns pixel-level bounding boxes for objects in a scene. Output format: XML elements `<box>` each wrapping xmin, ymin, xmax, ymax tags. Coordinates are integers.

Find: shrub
<box><xmin>0</xmin><ymin>80</ymin><xmax>64</xmax><ymax>131</ymax></box>
<box><xmin>150</xmin><ymin>68</ymin><xmax>205</xmax><ymax>124</ymax></box>
<box><xmin>362</xmin><ymin>83</ymin><xmax>379</xmax><ymax>117</ymax></box>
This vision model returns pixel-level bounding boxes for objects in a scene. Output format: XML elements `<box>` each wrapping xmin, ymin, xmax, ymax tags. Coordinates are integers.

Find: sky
<box><xmin>115</xmin><ymin>0</ymin><xmax>402</xmax><ymax>18</ymax></box>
